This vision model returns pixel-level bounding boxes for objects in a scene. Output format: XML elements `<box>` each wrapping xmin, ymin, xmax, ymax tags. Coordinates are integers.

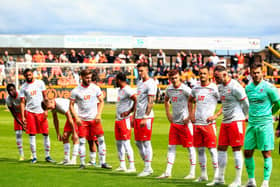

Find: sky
<box><xmin>0</xmin><ymin>0</ymin><xmax>279</xmax><ymax>50</ymax></box>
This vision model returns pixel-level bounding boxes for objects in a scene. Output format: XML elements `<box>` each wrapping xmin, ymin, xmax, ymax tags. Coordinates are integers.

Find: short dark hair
<box><xmin>23</xmin><ymin>68</ymin><xmax>32</xmax><ymax>75</ymax></box>
<box><xmin>250</xmin><ymin>62</ymin><xmax>262</xmax><ymax>70</ymax></box>
<box><xmin>80</xmin><ymin>69</ymin><xmax>92</xmax><ymax>77</ymax></box>
<box><xmin>92</xmin><ymin>71</ymin><xmax>99</xmax><ymax>82</ymax></box>
<box><xmin>199</xmin><ymin>65</ymin><xmax>209</xmax><ymax>71</ymax></box>
<box><xmin>6</xmin><ymin>83</ymin><xmax>16</xmax><ymax>91</ymax></box>
<box><xmin>214</xmin><ymin>65</ymin><xmax>226</xmax><ymax>72</ymax></box>
<box><xmin>116</xmin><ymin>72</ymin><xmax>127</xmax><ymax>82</ymax></box>
<box><xmin>137</xmin><ymin>62</ymin><xmax>149</xmax><ymax>69</ymax></box>
<box><xmin>168</xmin><ymin>69</ymin><xmax>179</xmax><ymax>77</ymax></box>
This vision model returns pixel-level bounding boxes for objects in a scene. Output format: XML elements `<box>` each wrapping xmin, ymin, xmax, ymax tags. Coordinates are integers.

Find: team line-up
<box><xmin>5</xmin><ymin>62</ymin><xmax>280</xmax><ymax>187</ymax></box>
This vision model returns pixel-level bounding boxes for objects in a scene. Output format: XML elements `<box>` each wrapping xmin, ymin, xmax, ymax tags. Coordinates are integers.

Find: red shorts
<box><xmin>134</xmin><ymin>118</ymin><xmax>154</xmax><ymax>141</ymax></box>
<box><xmin>25</xmin><ymin>111</ymin><xmax>49</xmax><ymax>134</ymax></box>
<box><xmin>115</xmin><ymin>117</ymin><xmax>132</xmax><ymax>140</ymax></box>
<box><xmin>64</xmin><ymin>118</ymin><xmax>78</xmax><ymax>133</ymax></box>
<box><xmin>218</xmin><ymin>120</ymin><xmax>245</xmax><ymax>147</ymax></box>
<box><xmin>169</xmin><ymin>123</ymin><xmax>193</xmax><ymax>147</ymax></box>
<box><xmin>14</xmin><ymin>112</ymin><xmax>23</xmax><ymax>131</ymax></box>
<box><xmin>193</xmin><ymin>124</ymin><xmax>217</xmax><ymax>148</ymax></box>
<box><xmin>78</xmin><ymin>120</ymin><xmax>104</xmax><ymax>140</ymax></box>
<box><xmin>87</xmin><ymin>136</ymin><xmax>98</xmax><ymax>141</ymax></box>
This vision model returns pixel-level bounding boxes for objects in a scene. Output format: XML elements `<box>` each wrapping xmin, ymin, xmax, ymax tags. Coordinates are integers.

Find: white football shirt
<box><xmin>116</xmin><ymin>85</ymin><xmax>136</xmax><ymax>121</ymax></box>
<box><xmin>6</xmin><ymin>92</ymin><xmax>21</xmax><ymax>113</ymax></box>
<box><xmin>70</xmin><ymin>83</ymin><xmax>102</xmax><ymax>121</ymax></box>
<box><xmin>20</xmin><ymin>79</ymin><xmax>46</xmax><ymax>113</ymax></box>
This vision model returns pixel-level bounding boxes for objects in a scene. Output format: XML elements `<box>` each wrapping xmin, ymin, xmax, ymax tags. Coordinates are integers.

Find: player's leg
<box><xmin>15</xmin><ymin>130</ymin><xmax>24</xmax><ymax>160</ymax></box>
<box><xmin>115</xmin><ymin>120</ymin><xmax>126</xmax><ymax>171</ymax></box>
<box><xmin>134</xmin><ymin>119</ymin><xmax>145</xmax><ymax>161</ymax></box>
<box><xmin>184</xmin><ymin>122</ymin><xmax>196</xmax><ymax>179</ymax></box>
<box><xmin>87</xmin><ymin>140</ymin><xmax>97</xmax><ymax>166</ymax></box>
<box><xmin>157</xmin><ymin>123</ymin><xmax>178</xmax><ymax>178</ymax></box>
<box><xmin>59</xmin><ymin>131</ymin><xmax>71</xmax><ymax>164</ymax></box>
<box><xmin>207</xmin><ymin>123</ymin><xmax>228</xmax><ymax>186</ymax></box>
<box><xmin>206</xmin><ymin>124</ymin><xmax>218</xmax><ymax>180</ymax></box>
<box><xmin>228</xmin><ymin>121</ymin><xmax>245</xmax><ymax>187</ymax></box>
<box><xmin>94</xmin><ymin>121</ymin><xmax>111</xmax><ymax>169</ymax></box>
<box><xmin>193</xmin><ymin>125</ymin><xmax>208</xmax><ymax>182</ymax></box>
<box><xmin>78</xmin><ymin>121</ymin><xmax>88</xmax><ymax>168</ymax></box>
<box><xmin>71</xmin><ymin>134</ymin><xmax>79</xmax><ymax>165</ymax></box>
<box><xmin>26</xmin><ymin>111</ymin><xmax>37</xmax><ymax>163</ymax></box>
<box><xmin>244</xmin><ymin>124</ymin><xmax>257</xmax><ymax>187</ymax></box>
<box><xmin>124</xmin><ymin>140</ymin><xmax>136</xmax><ymax>172</ymax></box>
<box><xmin>258</xmin><ymin>124</ymin><xmax>274</xmax><ymax>187</ymax></box>
<box><xmin>138</xmin><ymin>118</ymin><xmax>153</xmax><ymax>177</ymax></box>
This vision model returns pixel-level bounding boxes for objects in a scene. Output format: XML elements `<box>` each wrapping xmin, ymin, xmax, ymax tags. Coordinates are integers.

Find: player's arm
<box><xmin>7</xmin><ymin>106</ymin><xmax>25</xmax><ymax>129</ymax></box>
<box><xmin>188</xmin><ymin>95</ymin><xmax>196</xmax><ymax>123</ymax></box>
<box><xmin>164</xmin><ymin>95</ymin><xmax>172</xmax><ymax>123</ymax></box>
<box><xmin>96</xmin><ymin>94</ymin><xmax>104</xmax><ymax>123</ymax></box>
<box><xmin>20</xmin><ymin>97</ymin><xmax>26</xmax><ymax>126</ymax></box>
<box><xmin>207</xmin><ymin>106</ymin><xmax>223</xmax><ymax>123</ymax></box>
<box><xmin>52</xmin><ymin>110</ymin><xmax>62</xmax><ymax>141</ymax></box>
<box><xmin>65</xmin><ymin>111</ymin><xmax>78</xmax><ymax>142</ymax></box>
<box><xmin>70</xmin><ymin>99</ymin><xmax>82</xmax><ymax>126</ymax></box>
<box><xmin>121</xmin><ymin>94</ymin><xmax>137</xmax><ymax>118</ymax></box>
<box><xmin>145</xmin><ymin>95</ymin><xmax>154</xmax><ymax>116</ymax></box>
<box><xmin>240</xmin><ymin>97</ymin><xmax>249</xmax><ymax>115</ymax></box>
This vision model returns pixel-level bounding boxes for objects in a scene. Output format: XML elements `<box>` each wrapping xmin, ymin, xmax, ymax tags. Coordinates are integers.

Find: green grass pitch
<box><xmin>0</xmin><ymin>104</ymin><xmax>280</xmax><ymax>187</ymax></box>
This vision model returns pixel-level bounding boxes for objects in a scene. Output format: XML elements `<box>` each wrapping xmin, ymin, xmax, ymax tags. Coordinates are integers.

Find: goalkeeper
<box><xmin>244</xmin><ymin>63</ymin><xmax>280</xmax><ymax>187</ymax></box>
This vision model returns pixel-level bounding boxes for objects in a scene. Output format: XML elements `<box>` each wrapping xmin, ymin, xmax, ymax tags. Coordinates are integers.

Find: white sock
<box><xmin>143</xmin><ymin>141</ymin><xmax>153</xmax><ymax>170</ymax></box>
<box><xmin>187</xmin><ymin>147</ymin><xmax>196</xmax><ymax>175</ymax></box>
<box><xmin>15</xmin><ymin>130</ymin><xmax>24</xmax><ymax>157</ymax></box>
<box><xmin>117</xmin><ymin>140</ymin><xmax>126</xmax><ymax>167</ymax></box>
<box><xmin>218</xmin><ymin>151</ymin><xmax>227</xmax><ymax>179</ymax></box>
<box><xmin>209</xmin><ymin>148</ymin><xmax>218</xmax><ymax>178</ymax></box>
<box><xmin>124</xmin><ymin>140</ymin><xmax>135</xmax><ymax>169</ymax></box>
<box><xmin>29</xmin><ymin>135</ymin><xmax>36</xmax><ymax>158</ymax></box>
<box><xmin>64</xmin><ymin>143</ymin><xmax>70</xmax><ymax>161</ymax></box>
<box><xmin>79</xmin><ymin>138</ymin><xmax>86</xmax><ymax>165</ymax></box>
<box><xmin>136</xmin><ymin>141</ymin><xmax>145</xmax><ymax>161</ymax></box>
<box><xmin>43</xmin><ymin>135</ymin><xmax>51</xmax><ymax>157</ymax></box>
<box><xmin>198</xmin><ymin>147</ymin><xmax>207</xmax><ymax>176</ymax></box>
<box><xmin>233</xmin><ymin>151</ymin><xmax>243</xmax><ymax>182</ymax></box>
<box><xmin>166</xmin><ymin>145</ymin><xmax>176</xmax><ymax>175</ymax></box>
<box><xmin>90</xmin><ymin>151</ymin><xmax>97</xmax><ymax>163</ymax></box>
<box><xmin>98</xmin><ymin>136</ymin><xmax>107</xmax><ymax>165</ymax></box>
<box><xmin>72</xmin><ymin>143</ymin><xmax>79</xmax><ymax>162</ymax></box>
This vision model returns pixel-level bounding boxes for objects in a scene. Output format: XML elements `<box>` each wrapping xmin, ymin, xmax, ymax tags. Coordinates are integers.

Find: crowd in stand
<box><xmin>0</xmin><ymin>48</ymin><xmax>267</xmax><ymax>88</ymax></box>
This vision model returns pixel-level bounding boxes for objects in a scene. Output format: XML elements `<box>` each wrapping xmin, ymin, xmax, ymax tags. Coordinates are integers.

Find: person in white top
<box><xmin>70</xmin><ymin>69</ymin><xmax>111</xmax><ymax>169</ymax></box>
<box><xmin>207</xmin><ymin>65</ymin><xmax>249</xmax><ymax>187</ymax></box>
<box><xmin>6</xmin><ymin>84</ymin><xmax>25</xmax><ymax>161</ymax></box>
<box><xmin>188</xmin><ymin>66</ymin><xmax>221</xmax><ymax>183</ymax></box>
<box><xmin>41</xmin><ymin>98</ymin><xmax>79</xmax><ymax>165</ymax></box>
<box><xmin>134</xmin><ymin>62</ymin><xmax>157</xmax><ymax>177</ymax></box>
<box><xmin>157</xmin><ymin>69</ymin><xmax>196</xmax><ymax>179</ymax></box>
<box><xmin>114</xmin><ymin>72</ymin><xmax>137</xmax><ymax>172</ymax></box>
<box><xmin>20</xmin><ymin>68</ymin><xmax>54</xmax><ymax>164</ymax></box>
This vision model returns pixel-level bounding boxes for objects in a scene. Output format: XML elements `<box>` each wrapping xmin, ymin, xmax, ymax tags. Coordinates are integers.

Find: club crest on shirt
<box><xmin>227</xmin><ymin>89</ymin><xmax>231</xmax><ymax>93</ymax></box>
<box><xmin>260</xmin><ymin>89</ymin><xmax>263</xmax><ymax>93</ymax></box>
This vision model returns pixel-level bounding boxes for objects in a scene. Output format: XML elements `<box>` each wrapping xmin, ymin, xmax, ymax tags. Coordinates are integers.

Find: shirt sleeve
<box><xmin>40</xmin><ymin>80</ymin><xmax>46</xmax><ymax>91</ymax></box>
<box><xmin>5</xmin><ymin>97</ymin><xmax>11</xmax><ymax>107</ymax></box>
<box><xmin>267</xmin><ymin>84</ymin><xmax>280</xmax><ymax>103</ymax></box>
<box><xmin>147</xmin><ymin>80</ymin><xmax>157</xmax><ymax>96</ymax></box>
<box><xmin>19</xmin><ymin>87</ymin><xmax>25</xmax><ymax>98</ymax></box>
<box><xmin>96</xmin><ymin>86</ymin><xmax>102</xmax><ymax>97</ymax></box>
<box><xmin>126</xmin><ymin>86</ymin><xmax>136</xmax><ymax>98</ymax></box>
<box><xmin>191</xmin><ymin>87</ymin><xmax>196</xmax><ymax>98</ymax></box>
<box><xmin>233</xmin><ymin>82</ymin><xmax>247</xmax><ymax>101</ymax></box>
<box><xmin>70</xmin><ymin>89</ymin><xmax>76</xmax><ymax>101</ymax></box>
<box><xmin>184</xmin><ymin>85</ymin><xmax>192</xmax><ymax>97</ymax></box>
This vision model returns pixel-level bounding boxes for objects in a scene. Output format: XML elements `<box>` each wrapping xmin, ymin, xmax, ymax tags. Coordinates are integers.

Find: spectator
<box><xmin>153</xmin><ymin>67</ymin><xmax>165</xmax><ymax>84</ymax></box>
<box><xmin>6</xmin><ymin>56</ymin><xmax>15</xmax><ymax>68</ymax></box>
<box><xmin>0</xmin><ymin>61</ymin><xmax>6</xmax><ymax>85</ymax></box>
<box><xmin>118</xmin><ymin>50</ymin><xmax>126</xmax><ymax>64</ymax></box>
<box><xmin>113</xmin><ymin>57</ymin><xmax>122</xmax><ymax>72</ymax></box>
<box><xmin>59</xmin><ymin>50</ymin><xmax>68</xmax><ymax>62</ymax></box>
<box><xmin>68</xmin><ymin>49</ymin><xmax>78</xmax><ymax>63</ymax></box>
<box><xmin>107</xmin><ymin>50</ymin><xmax>115</xmax><ymax>63</ymax></box>
<box><xmin>127</xmin><ymin>50</ymin><xmax>134</xmax><ymax>63</ymax></box>
<box><xmin>2</xmin><ymin>50</ymin><xmax>9</xmax><ymax>65</ymax></box>
<box><xmin>157</xmin><ymin>49</ymin><xmax>166</xmax><ymax>67</ymax></box>
<box><xmin>98</xmin><ymin>52</ymin><xmax>108</xmax><ymax>63</ymax></box>
<box><xmin>148</xmin><ymin>53</ymin><xmax>154</xmax><ymax>77</ymax></box>
<box><xmin>231</xmin><ymin>53</ymin><xmax>239</xmax><ymax>72</ymax></box>
<box><xmin>175</xmin><ymin>52</ymin><xmax>182</xmax><ymax>69</ymax></box>
<box><xmin>39</xmin><ymin>50</ymin><xmax>45</xmax><ymax>62</ymax></box>
<box><xmin>247</xmin><ymin>52</ymin><xmax>255</xmax><ymax>68</ymax></box>
<box><xmin>78</xmin><ymin>49</ymin><xmax>86</xmax><ymax>63</ymax></box>
<box><xmin>209</xmin><ymin>52</ymin><xmax>220</xmax><ymax>66</ymax></box>
<box><xmin>25</xmin><ymin>49</ymin><xmax>32</xmax><ymax>62</ymax></box>
<box><xmin>46</xmin><ymin>50</ymin><xmax>54</xmax><ymax>62</ymax></box>
<box><xmin>32</xmin><ymin>50</ymin><xmax>42</xmax><ymax>62</ymax></box>
<box><xmin>198</xmin><ymin>53</ymin><xmax>203</xmax><ymax>66</ymax></box>
<box><xmin>73</xmin><ymin>68</ymin><xmax>80</xmax><ymax>84</ymax></box>
<box><xmin>181</xmin><ymin>51</ymin><xmax>187</xmax><ymax>70</ymax></box>
<box><xmin>157</xmin><ymin>59</ymin><xmax>164</xmax><ymax>69</ymax></box>
<box><xmin>237</xmin><ymin>52</ymin><xmax>245</xmax><ymax>69</ymax></box>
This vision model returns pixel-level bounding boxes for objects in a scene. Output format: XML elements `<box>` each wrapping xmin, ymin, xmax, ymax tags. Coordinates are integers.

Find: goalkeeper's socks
<box><xmin>245</xmin><ymin>157</ymin><xmax>255</xmax><ymax>179</ymax></box>
<box><xmin>43</xmin><ymin>135</ymin><xmax>51</xmax><ymax>157</ymax></box>
<box><xmin>29</xmin><ymin>135</ymin><xmax>37</xmax><ymax>159</ymax></box>
<box><xmin>264</xmin><ymin>157</ymin><xmax>272</xmax><ymax>180</ymax></box>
